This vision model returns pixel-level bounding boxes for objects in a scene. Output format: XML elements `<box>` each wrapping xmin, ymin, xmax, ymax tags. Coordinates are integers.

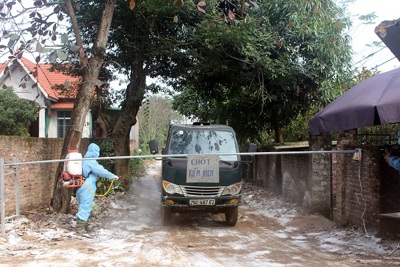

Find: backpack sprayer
<box><xmin>60</xmin><ymin>149</ymin><xmax>117</xmax><ymax>196</ymax></box>
<box><xmin>60</xmin><ymin>150</ymin><xmax>83</xmax><ymax>188</ymax></box>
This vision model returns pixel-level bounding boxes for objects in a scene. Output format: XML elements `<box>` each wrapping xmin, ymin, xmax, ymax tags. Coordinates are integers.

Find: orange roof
<box><xmin>0</xmin><ymin>62</ymin><xmax>6</xmax><ymax>73</ymax></box>
<box><xmin>19</xmin><ymin>58</ymin><xmax>80</xmax><ymax>100</ymax></box>
<box><xmin>51</xmin><ymin>101</ymin><xmax>74</xmax><ymax>109</ymax></box>
<box><xmin>1</xmin><ymin>57</ymin><xmax>104</xmax><ymax>108</ymax></box>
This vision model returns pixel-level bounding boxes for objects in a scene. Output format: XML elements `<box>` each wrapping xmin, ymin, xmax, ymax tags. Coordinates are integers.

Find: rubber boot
<box><xmin>75</xmin><ymin>218</ymin><xmax>87</xmax><ymax>235</ymax></box>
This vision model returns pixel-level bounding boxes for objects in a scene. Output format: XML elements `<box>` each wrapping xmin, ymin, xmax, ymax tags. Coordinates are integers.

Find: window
<box><xmin>57</xmin><ymin>111</ymin><xmax>71</xmax><ymax>138</ymax></box>
<box><xmin>168</xmin><ymin>129</ymin><xmax>238</xmax><ymax>161</ymax></box>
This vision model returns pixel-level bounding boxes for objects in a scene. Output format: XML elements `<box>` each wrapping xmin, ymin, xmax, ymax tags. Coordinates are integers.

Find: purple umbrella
<box><xmin>309</xmin><ymin>67</ymin><xmax>400</xmax><ymax>135</ymax></box>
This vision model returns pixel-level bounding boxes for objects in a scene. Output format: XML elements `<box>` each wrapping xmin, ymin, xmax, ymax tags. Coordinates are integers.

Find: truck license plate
<box><xmin>189</xmin><ymin>199</ymin><xmax>215</xmax><ymax>206</ymax></box>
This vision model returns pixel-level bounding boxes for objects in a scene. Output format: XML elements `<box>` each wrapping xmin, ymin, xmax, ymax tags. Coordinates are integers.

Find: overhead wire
<box><xmin>352</xmin><ymin>46</ymin><xmax>387</xmax><ymax>68</ymax></box>
<box><xmin>326</xmin><ymin>41</ymin><xmax>399</xmax><ymax>92</ymax></box>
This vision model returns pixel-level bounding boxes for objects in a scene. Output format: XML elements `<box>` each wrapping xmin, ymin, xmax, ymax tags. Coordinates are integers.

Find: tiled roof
<box><xmin>0</xmin><ymin>62</ymin><xmax>6</xmax><ymax>73</ymax></box>
<box><xmin>19</xmin><ymin>58</ymin><xmax>80</xmax><ymax>100</ymax></box>
<box><xmin>51</xmin><ymin>101</ymin><xmax>74</xmax><ymax>109</ymax></box>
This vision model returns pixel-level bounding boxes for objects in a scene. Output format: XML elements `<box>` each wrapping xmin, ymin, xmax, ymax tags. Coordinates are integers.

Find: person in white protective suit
<box><xmin>75</xmin><ymin>143</ymin><xmax>118</xmax><ymax>233</ymax></box>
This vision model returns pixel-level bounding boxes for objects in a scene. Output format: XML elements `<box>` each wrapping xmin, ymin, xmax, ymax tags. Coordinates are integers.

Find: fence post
<box><xmin>1</xmin><ymin>158</ymin><xmax>5</xmax><ymax>236</ymax></box>
<box><xmin>14</xmin><ymin>158</ymin><xmax>20</xmax><ymax>219</ymax></box>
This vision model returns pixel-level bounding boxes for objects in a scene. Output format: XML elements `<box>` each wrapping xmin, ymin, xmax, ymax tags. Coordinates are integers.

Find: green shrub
<box><xmin>129</xmin><ymin>149</ymin><xmax>146</xmax><ymax>179</ymax></box>
<box><xmin>96</xmin><ymin>177</ymin><xmax>123</xmax><ymax>196</ymax></box>
<box><xmin>0</xmin><ymin>87</ymin><xmax>39</xmax><ymax>136</ymax></box>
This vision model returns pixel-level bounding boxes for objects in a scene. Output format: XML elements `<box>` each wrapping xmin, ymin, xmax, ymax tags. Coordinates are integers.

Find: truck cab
<box><xmin>149</xmin><ymin>122</ymin><xmax>256</xmax><ymax>226</ymax></box>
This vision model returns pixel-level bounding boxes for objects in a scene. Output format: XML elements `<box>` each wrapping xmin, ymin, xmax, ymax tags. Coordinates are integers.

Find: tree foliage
<box><xmin>137</xmin><ymin>95</ymin><xmax>184</xmax><ymax>153</ymax></box>
<box><xmin>169</xmin><ymin>0</ymin><xmax>353</xmax><ymax>143</ymax></box>
<box><xmin>67</xmin><ymin>0</ymin><xmax>218</xmax><ymax>180</ymax></box>
<box><xmin>0</xmin><ymin>88</ymin><xmax>38</xmax><ymax>136</ymax></box>
<box><xmin>284</xmin><ymin>65</ymin><xmax>382</xmax><ymax>143</ymax></box>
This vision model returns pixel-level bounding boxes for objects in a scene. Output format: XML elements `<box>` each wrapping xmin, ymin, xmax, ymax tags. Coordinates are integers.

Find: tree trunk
<box><xmin>51</xmin><ymin>0</ymin><xmax>117</xmax><ymax>213</ymax></box>
<box><xmin>97</xmin><ymin>56</ymin><xmax>147</xmax><ymax>183</ymax></box>
<box><xmin>112</xmin><ymin>115</ymin><xmax>135</xmax><ymax>181</ymax></box>
<box><xmin>115</xmin><ymin>57</ymin><xmax>147</xmax><ymax>178</ymax></box>
<box><xmin>271</xmin><ymin>109</ymin><xmax>283</xmax><ymax>144</ymax></box>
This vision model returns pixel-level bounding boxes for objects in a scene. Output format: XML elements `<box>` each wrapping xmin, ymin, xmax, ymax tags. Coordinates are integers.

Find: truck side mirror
<box><xmin>149</xmin><ymin>140</ymin><xmax>159</xmax><ymax>154</ymax></box>
<box><xmin>248</xmin><ymin>143</ymin><xmax>257</xmax><ymax>153</ymax></box>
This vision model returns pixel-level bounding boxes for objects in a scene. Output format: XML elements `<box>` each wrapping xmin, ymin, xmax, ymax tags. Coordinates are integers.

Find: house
<box><xmin>0</xmin><ymin>57</ymin><xmax>139</xmax><ymax>152</ymax></box>
<box><xmin>0</xmin><ymin>57</ymin><xmax>91</xmax><ymax>138</ymax></box>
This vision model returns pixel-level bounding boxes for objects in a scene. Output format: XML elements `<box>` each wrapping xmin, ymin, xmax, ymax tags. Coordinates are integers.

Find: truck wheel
<box><xmin>162</xmin><ymin>206</ymin><xmax>172</xmax><ymax>226</ymax></box>
<box><xmin>225</xmin><ymin>206</ymin><xmax>238</xmax><ymax>226</ymax></box>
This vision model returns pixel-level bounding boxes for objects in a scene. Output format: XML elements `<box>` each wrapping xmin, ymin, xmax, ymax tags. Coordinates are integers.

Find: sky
<box><xmin>347</xmin><ymin>0</ymin><xmax>400</xmax><ymax>72</ymax></box>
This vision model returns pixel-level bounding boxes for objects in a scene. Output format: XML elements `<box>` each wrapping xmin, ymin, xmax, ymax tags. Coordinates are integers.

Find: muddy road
<box><xmin>0</xmin><ymin>161</ymin><xmax>399</xmax><ymax>267</ymax></box>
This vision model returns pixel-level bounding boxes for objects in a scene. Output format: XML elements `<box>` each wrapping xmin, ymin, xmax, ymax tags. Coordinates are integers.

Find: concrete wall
<box><xmin>253</xmin><ymin>142</ymin><xmax>330</xmax><ymax>217</ymax></box>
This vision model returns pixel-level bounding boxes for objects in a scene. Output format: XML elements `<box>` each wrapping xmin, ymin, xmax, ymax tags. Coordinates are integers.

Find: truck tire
<box><xmin>162</xmin><ymin>206</ymin><xmax>172</xmax><ymax>226</ymax></box>
<box><xmin>225</xmin><ymin>206</ymin><xmax>238</xmax><ymax>226</ymax></box>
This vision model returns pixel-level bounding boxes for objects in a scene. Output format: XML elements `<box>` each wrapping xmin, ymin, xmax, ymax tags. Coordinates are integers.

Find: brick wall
<box><xmin>251</xmin><ymin>129</ymin><xmax>400</xmax><ymax>234</ymax></box>
<box><xmin>0</xmin><ymin>136</ymin><xmax>89</xmax><ymax>216</ymax></box>
<box><xmin>333</xmin><ymin>144</ymin><xmax>381</xmax><ymax>229</ymax></box>
<box><xmin>309</xmin><ymin>133</ymin><xmax>332</xmax><ymax>217</ymax></box>
<box><xmin>334</xmin><ymin>130</ymin><xmax>400</xmax><ymax>233</ymax></box>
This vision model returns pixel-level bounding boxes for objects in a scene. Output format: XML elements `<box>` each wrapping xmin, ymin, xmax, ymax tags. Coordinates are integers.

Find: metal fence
<box><xmin>357</xmin><ymin>124</ymin><xmax>400</xmax><ymax>145</ymax></box>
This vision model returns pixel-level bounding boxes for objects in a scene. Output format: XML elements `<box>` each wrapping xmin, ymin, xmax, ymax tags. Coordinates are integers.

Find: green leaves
<box><xmin>171</xmin><ymin>0</ymin><xmax>353</xmax><ymax>142</ymax></box>
<box><xmin>138</xmin><ymin>95</ymin><xmax>184</xmax><ymax>153</ymax></box>
<box><xmin>0</xmin><ymin>88</ymin><xmax>39</xmax><ymax>136</ymax></box>
<box><xmin>96</xmin><ymin>177</ymin><xmax>123</xmax><ymax>196</ymax></box>
<box><xmin>1</xmin><ymin>0</ymin><xmax>80</xmax><ymax>66</ymax></box>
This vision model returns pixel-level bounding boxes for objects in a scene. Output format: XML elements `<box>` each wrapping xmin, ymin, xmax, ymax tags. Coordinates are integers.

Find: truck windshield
<box><xmin>168</xmin><ymin>129</ymin><xmax>238</xmax><ymax>161</ymax></box>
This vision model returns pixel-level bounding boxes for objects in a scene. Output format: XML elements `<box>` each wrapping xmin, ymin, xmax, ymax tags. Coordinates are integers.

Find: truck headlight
<box><xmin>222</xmin><ymin>183</ymin><xmax>242</xmax><ymax>196</ymax></box>
<box><xmin>163</xmin><ymin>181</ymin><xmax>183</xmax><ymax>195</ymax></box>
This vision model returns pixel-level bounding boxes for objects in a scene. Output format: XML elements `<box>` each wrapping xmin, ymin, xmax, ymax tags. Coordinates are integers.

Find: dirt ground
<box><xmin>0</xmin><ymin>161</ymin><xmax>400</xmax><ymax>267</ymax></box>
